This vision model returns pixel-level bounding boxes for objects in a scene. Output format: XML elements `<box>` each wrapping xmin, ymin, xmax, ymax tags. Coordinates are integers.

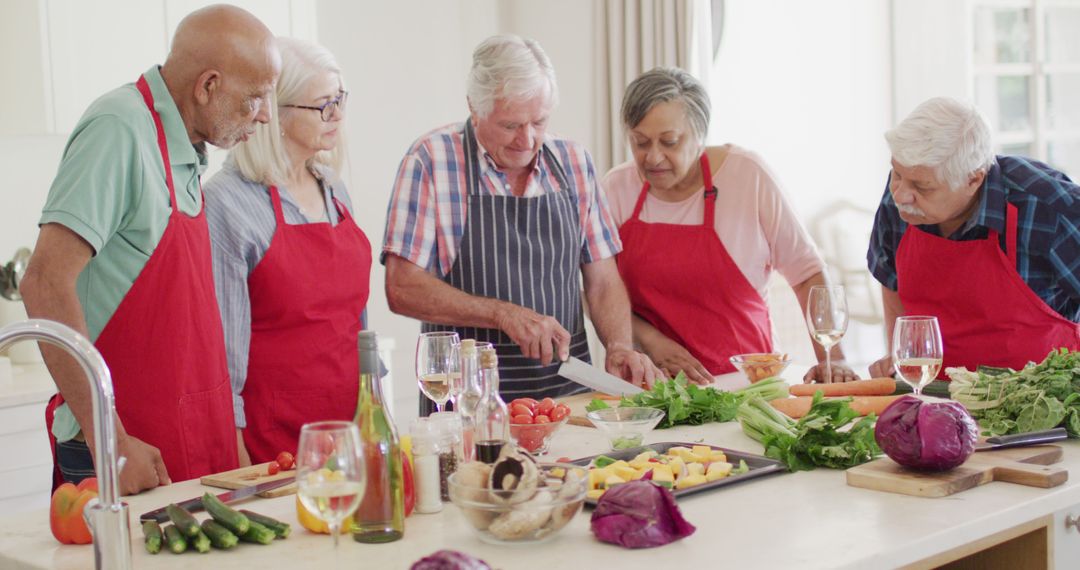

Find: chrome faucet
<box><xmin>0</xmin><ymin>319</ymin><xmax>131</xmax><ymax>570</ymax></box>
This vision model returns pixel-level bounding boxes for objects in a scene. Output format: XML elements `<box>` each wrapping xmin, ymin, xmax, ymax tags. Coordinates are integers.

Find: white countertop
<box><xmin>0</xmin><ymin>418</ymin><xmax>1077</xmax><ymax>570</ymax></box>
<box><xmin>0</xmin><ymin>363</ymin><xmax>55</xmax><ymax>409</ymax></box>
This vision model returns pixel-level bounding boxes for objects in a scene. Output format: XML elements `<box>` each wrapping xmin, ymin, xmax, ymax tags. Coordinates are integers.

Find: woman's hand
<box><xmin>645</xmin><ymin>336</ymin><xmax>712</xmax><ymax>386</ymax></box>
<box><xmin>802</xmin><ymin>360</ymin><xmax>860</xmax><ymax>383</ymax></box>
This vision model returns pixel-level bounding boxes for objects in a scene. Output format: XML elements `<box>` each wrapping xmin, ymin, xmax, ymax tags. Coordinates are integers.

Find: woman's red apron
<box><xmin>896</xmin><ymin>203</ymin><xmax>1080</xmax><ymax>375</ymax></box>
<box><xmin>241</xmin><ymin>185</ymin><xmax>371</xmax><ymax>463</ymax></box>
<box><xmin>616</xmin><ymin>153</ymin><xmax>773</xmax><ymax>375</ymax></box>
<box><xmin>45</xmin><ymin>74</ymin><xmax>238</xmax><ymax>489</ymax></box>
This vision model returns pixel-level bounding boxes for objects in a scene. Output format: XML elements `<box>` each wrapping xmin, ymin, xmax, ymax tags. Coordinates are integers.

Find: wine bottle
<box><xmin>352</xmin><ymin>331</ymin><xmax>405</xmax><ymax>543</ymax></box>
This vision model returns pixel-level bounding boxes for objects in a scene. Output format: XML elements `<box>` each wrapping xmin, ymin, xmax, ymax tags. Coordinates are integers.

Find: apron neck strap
<box><xmin>1005</xmin><ymin>202</ymin><xmax>1018</xmax><ymax>266</ymax></box>
<box><xmin>135</xmin><ymin>75</ymin><xmax>177</xmax><ymax>210</ymax></box>
<box><xmin>630</xmin><ymin>152</ymin><xmax>716</xmax><ymax>226</ymax></box>
<box><xmin>266</xmin><ymin>186</ymin><xmax>286</xmax><ymax>224</ymax></box>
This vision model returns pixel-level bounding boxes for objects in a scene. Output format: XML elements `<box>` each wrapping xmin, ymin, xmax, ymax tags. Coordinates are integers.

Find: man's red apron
<box><xmin>616</xmin><ymin>153</ymin><xmax>773</xmax><ymax>375</ymax></box>
<box><xmin>241</xmin><ymin>185</ymin><xmax>371</xmax><ymax>463</ymax></box>
<box><xmin>896</xmin><ymin>203</ymin><xmax>1080</xmax><ymax>374</ymax></box>
<box><xmin>45</xmin><ymin>74</ymin><xmax>238</xmax><ymax>489</ymax></box>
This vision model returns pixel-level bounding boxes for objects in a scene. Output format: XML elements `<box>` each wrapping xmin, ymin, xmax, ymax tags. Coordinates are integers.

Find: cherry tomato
<box><xmin>534</xmin><ymin>414</ymin><xmax>551</xmax><ymax>424</ymax></box>
<box><xmin>267</xmin><ymin>461</ymin><xmax>281</xmax><ymax>476</ymax></box>
<box><xmin>275</xmin><ymin>451</ymin><xmax>295</xmax><ymax>471</ymax></box>
<box><xmin>511</xmin><ymin>414</ymin><xmax>534</xmax><ymax>425</ymax></box>
<box><xmin>537</xmin><ymin>397</ymin><xmax>556</xmax><ymax>416</ymax></box>
<box><xmin>510</xmin><ymin>398</ymin><xmax>539</xmax><ymax>413</ymax></box>
<box><xmin>510</xmin><ymin>403</ymin><xmax>534</xmax><ymax>418</ymax></box>
<box><xmin>549</xmin><ymin>404</ymin><xmax>570</xmax><ymax>422</ymax></box>
<box><xmin>556</xmin><ymin>457</ymin><xmax>573</xmax><ymax>463</ymax></box>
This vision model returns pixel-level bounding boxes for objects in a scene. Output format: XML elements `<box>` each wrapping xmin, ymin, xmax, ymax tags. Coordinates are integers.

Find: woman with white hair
<box><xmin>603</xmin><ymin>67</ymin><xmax>855</xmax><ymax>384</ymax></box>
<box><xmin>204</xmin><ymin>37</ymin><xmax>371</xmax><ymax>464</ymax></box>
<box><xmin>867</xmin><ymin>96</ymin><xmax>1080</xmax><ymax>377</ymax></box>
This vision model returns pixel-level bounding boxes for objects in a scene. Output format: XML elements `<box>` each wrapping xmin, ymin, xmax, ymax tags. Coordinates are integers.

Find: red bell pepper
<box><xmin>401</xmin><ymin>449</ymin><xmax>415</xmax><ymax>516</ymax></box>
<box><xmin>50</xmin><ymin>477</ymin><xmax>98</xmax><ymax>545</ymax></box>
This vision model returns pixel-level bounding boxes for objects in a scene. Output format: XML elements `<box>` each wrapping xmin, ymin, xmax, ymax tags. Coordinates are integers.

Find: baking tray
<box><xmin>570</xmin><ymin>441</ymin><xmax>787</xmax><ymax>506</ymax></box>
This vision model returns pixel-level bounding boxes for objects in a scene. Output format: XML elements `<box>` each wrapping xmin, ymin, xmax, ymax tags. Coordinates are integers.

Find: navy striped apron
<box><xmin>419</xmin><ymin>120</ymin><xmax>591</xmax><ymax>416</ymax></box>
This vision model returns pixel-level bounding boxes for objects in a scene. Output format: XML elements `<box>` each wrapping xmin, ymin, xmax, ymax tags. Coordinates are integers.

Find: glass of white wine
<box><xmin>416</xmin><ymin>331</ymin><xmax>460</xmax><ymax>413</ymax></box>
<box><xmin>892</xmin><ymin>315</ymin><xmax>943</xmax><ymax>396</ymax></box>
<box><xmin>296</xmin><ymin>421</ymin><xmax>365</xmax><ymax>551</ymax></box>
<box><xmin>805</xmin><ymin>285</ymin><xmax>849</xmax><ymax>383</ymax></box>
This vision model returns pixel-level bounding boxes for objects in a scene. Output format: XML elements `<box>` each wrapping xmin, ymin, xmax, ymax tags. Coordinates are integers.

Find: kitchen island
<box><xmin>1</xmin><ymin>417</ymin><xmax>1078</xmax><ymax>569</ymax></box>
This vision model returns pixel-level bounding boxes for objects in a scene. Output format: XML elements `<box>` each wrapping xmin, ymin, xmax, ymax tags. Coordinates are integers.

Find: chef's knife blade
<box><xmin>558</xmin><ymin>356</ymin><xmax>644</xmax><ymax>397</ymax></box>
<box><xmin>974</xmin><ymin>427</ymin><xmax>1068</xmax><ymax>451</ymax></box>
<box><xmin>139</xmin><ymin>476</ymin><xmax>295</xmax><ymax>522</ymax></box>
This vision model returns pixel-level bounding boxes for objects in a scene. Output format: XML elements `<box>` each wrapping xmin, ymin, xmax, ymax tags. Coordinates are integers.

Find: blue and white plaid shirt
<box><xmin>867</xmin><ymin>155</ymin><xmax>1080</xmax><ymax>322</ymax></box>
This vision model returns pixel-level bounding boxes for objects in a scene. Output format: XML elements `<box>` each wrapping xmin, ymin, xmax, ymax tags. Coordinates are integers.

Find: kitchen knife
<box><xmin>558</xmin><ymin>356</ymin><xmax>644</xmax><ymax>397</ymax></box>
<box><xmin>974</xmin><ymin>427</ymin><xmax>1068</xmax><ymax>451</ymax></box>
<box><xmin>139</xmin><ymin>476</ymin><xmax>295</xmax><ymax>522</ymax></box>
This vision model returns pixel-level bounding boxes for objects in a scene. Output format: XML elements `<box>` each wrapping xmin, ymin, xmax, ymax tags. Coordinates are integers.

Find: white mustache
<box><xmin>896</xmin><ymin>203</ymin><xmax>926</xmax><ymax>217</ymax></box>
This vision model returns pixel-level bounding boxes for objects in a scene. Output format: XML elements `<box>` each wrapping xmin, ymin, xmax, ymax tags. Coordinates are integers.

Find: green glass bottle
<box><xmin>351</xmin><ymin>331</ymin><xmax>405</xmax><ymax>543</ymax></box>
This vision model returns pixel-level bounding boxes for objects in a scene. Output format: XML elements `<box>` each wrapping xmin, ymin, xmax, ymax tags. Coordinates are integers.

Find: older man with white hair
<box><xmin>384</xmin><ymin>35</ymin><xmax>661</xmax><ymax>415</ymax></box>
<box><xmin>867</xmin><ymin>96</ymin><xmax>1080</xmax><ymax>377</ymax></box>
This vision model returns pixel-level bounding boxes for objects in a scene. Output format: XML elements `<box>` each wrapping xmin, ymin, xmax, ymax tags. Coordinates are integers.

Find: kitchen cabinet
<box><xmin>1054</xmin><ymin>503</ymin><xmax>1080</xmax><ymax>568</ymax></box>
<box><xmin>0</xmin><ymin>0</ymin><xmax>316</xmax><ymax>136</ymax></box>
<box><xmin>0</xmin><ymin>364</ymin><xmax>56</xmax><ymax>517</ymax></box>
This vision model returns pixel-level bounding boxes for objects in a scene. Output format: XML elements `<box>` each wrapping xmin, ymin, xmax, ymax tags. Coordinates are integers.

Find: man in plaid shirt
<box><xmin>867</xmin><ymin>97</ymin><xmax>1080</xmax><ymax>376</ymax></box>
<box><xmin>382</xmin><ymin>35</ymin><xmax>661</xmax><ymax>412</ymax></box>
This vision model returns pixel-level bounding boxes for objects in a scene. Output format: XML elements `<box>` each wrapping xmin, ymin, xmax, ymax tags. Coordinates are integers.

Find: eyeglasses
<box><xmin>282</xmin><ymin>91</ymin><xmax>348</xmax><ymax>122</ymax></box>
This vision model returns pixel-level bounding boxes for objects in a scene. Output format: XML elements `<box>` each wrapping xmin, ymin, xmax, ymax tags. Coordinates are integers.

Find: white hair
<box><xmin>467</xmin><ymin>34</ymin><xmax>559</xmax><ymax>118</ymax></box>
<box><xmin>231</xmin><ymin>37</ymin><xmax>347</xmax><ymax>186</ymax></box>
<box><xmin>885</xmin><ymin>97</ymin><xmax>995</xmax><ymax>191</ymax></box>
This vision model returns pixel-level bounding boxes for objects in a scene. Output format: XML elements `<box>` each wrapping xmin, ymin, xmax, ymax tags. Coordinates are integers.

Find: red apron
<box><xmin>241</xmin><ymin>185</ymin><xmax>371</xmax><ymax>463</ymax></box>
<box><xmin>616</xmin><ymin>153</ymin><xmax>773</xmax><ymax>374</ymax></box>
<box><xmin>45</xmin><ymin>74</ymin><xmax>238</xmax><ymax>488</ymax></box>
<box><xmin>896</xmin><ymin>203</ymin><xmax>1080</xmax><ymax>375</ymax></box>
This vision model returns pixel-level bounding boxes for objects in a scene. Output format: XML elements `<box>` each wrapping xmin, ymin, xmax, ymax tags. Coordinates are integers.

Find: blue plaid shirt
<box><xmin>867</xmin><ymin>155</ymin><xmax>1080</xmax><ymax>322</ymax></box>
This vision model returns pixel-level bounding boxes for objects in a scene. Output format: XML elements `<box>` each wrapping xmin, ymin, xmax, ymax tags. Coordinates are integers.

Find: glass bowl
<box><xmin>448</xmin><ymin>462</ymin><xmax>587</xmax><ymax>544</ymax></box>
<box><xmin>585</xmin><ymin>407</ymin><xmax>665</xmax><ymax>451</ymax></box>
<box><xmin>729</xmin><ymin>353</ymin><xmax>791</xmax><ymax>383</ymax></box>
<box><xmin>509</xmin><ymin>415</ymin><xmax>568</xmax><ymax>455</ymax></box>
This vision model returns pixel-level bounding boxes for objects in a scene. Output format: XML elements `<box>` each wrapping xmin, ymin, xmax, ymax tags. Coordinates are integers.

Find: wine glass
<box><xmin>805</xmin><ymin>285</ymin><xmax>849</xmax><ymax>383</ymax></box>
<box><xmin>416</xmin><ymin>331</ymin><xmax>460</xmax><ymax>413</ymax></box>
<box><xmin>892</xmin><ymin>316</ymin><xmax>943</xmax><ymax>396</ymax></box>
<box><xmin>296</xmin><ymin>421</ymin><xmax>365</xmax><ymax>551</ymax></box>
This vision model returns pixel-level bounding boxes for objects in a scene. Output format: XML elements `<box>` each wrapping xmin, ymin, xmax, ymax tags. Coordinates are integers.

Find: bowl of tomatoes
<box><xmin>508</xmin><ymin>397</ymin><xmax>571</xmax><ymax>455</ymax></box>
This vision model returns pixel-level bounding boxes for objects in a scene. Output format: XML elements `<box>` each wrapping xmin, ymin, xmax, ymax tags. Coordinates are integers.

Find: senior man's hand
<box><xmin>605</xmin><ymin>342</ymin><xmax>665</xmax><ymax>389</ymax></box>
<box><xmin>495</xmin><ymin>304</ymin><xmax>571</xmax><ymax>365</ymax></box>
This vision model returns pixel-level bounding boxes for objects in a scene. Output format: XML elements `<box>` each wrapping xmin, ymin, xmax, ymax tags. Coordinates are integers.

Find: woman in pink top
<box><xmin>602</xmin><ymin>67</ymin><xmax>856</xmax><ymax>385</ymax></box>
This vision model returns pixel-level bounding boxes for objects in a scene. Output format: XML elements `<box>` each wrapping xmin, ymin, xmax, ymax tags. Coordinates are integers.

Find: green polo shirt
<box><xmin>42</xmin><ymin>65</ymin><xmax>208</xmax><ymax>442</ymax></box>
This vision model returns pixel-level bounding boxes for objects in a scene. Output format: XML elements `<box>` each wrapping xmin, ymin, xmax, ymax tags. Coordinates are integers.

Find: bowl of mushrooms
<box><xmin>448</xmin><ymin>447</ymin><xmax>588</xmax><ymax>544</ymax></box>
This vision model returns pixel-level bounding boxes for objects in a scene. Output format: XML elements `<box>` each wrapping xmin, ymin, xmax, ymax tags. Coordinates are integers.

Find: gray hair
<box><xmin>467</xmin><ymin>35</ymin><xmax>559</xmax><ymax>118</ymax></box>
<box><xmin>885</xmin><ymin>97</ymin><xmax>995</xmax><ymax>191</ymax></box>
<box><xmin>621</xmin><ymin>67</ymin><xmax>711</xmax><ymax>141</ymax></box>
<box><xmin>231</xmin><ymin>37</ymin><xmax>347</xmax><ymax>186</ymax></box>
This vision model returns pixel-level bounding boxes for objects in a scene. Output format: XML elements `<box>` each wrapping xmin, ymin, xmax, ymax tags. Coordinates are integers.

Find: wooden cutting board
<box><xmin>200</xmin><ymin>462</ymin><xmax>297</xmax><ymax>498</ymax></box>
<box><xmin>556</xmin><ymin>391</ymin><xmax>614</xmax><ymax>427</ymax></box>
<box><xmin>845</xmin><ymin>444</ymin><xmax>1068</xmax><ymax>497</ymax></box>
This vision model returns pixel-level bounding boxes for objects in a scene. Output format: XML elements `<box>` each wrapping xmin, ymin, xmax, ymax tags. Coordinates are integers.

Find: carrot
<box><xmin>788</xmin><ymin>378</ymin><xmax>896</xmax><ymax>398</ymax></box>
<box><xmin>769</xmin><ymin>395</ymin><xmax>903</xmax><ymax>419</ymax></box>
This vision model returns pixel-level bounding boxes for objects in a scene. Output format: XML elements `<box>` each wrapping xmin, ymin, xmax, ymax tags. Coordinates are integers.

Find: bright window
<box><xmin>972</xmin><ymin>0</ymin><xmax>1080</xmax><ymax>176</ymax></box>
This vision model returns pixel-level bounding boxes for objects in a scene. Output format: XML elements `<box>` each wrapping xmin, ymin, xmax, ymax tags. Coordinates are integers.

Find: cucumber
<box><xmin>239</xmin><ymin>510</ymin><xmax>291</xmax><ymax>539</ymax></box>
<box><xmin>142</xmin><ymin>520</ymin><xmax>162</xmax><ymax>554</ymax></box>
<box><xmin>239</xmin><ymin>521</ymin><xmax>276</xmax><ymax>545</ymax></box>
<box><xmin>200</xmin><ymin>519</ymin><xmax>239</xmax><ymax>550</ymax></box>
<box><xmin>165</xmin><ymin>503</ymin><xmax>201</xmax><ymax>538</ymax></box>
<box><xmin>191</xmin><ymin>529</ymin><xmax>211</xmax><ymax>554</ymax></box>
<box><xmin>202</xmin><ymin>492</ymin><xmax>250</xmax><ymax>535</ymax></box>
<box><xmin>163</xmin><ymin>524</ymin><xmax>187</xmax><ymax>554</ymax></box>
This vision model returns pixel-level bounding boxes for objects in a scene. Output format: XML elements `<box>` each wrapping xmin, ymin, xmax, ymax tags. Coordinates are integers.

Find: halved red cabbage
<box><xmin>874</xmin><ymin>395</ymin><xmax>978</xmax><ymax>471</ymax></box>
<box><xmin>410</xmin><ymin>549</ymin><xmax>491</xmax><ymax>570</ymax></box>
<box><xmin>590</xmin><ymin>480</ymin><xmax>695</xmax><ymax>548</ymax></box>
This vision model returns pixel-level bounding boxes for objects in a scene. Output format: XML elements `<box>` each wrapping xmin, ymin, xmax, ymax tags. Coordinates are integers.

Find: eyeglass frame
<box><xmin>281</xmin><ymin>90</ymin><xmax>348</xmax><ymax>122</ymax></box>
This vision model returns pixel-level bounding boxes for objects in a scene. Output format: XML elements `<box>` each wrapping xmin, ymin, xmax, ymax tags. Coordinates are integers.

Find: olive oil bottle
<box><xmin>351</xmin><ymin>331</ymin><xmax>405</xmax><ymax>542</ymax></box>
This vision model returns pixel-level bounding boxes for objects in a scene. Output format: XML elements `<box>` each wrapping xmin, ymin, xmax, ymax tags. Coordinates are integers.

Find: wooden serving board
<box><xmin>200</xmin><ymin>462</ymin><xmax>297</xmax><ymax>498</ymax></box>
<box><xmin>845</xmin><ymin>444</ymin><xmax>1068</xmax><ymax>498</ymax></box>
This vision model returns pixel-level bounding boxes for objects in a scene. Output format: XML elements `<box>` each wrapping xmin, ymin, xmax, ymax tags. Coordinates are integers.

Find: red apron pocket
<box><xmin>177</xmin><ymin>380</ymin><xmax>238</xmax><ymax>479</ymax></box>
